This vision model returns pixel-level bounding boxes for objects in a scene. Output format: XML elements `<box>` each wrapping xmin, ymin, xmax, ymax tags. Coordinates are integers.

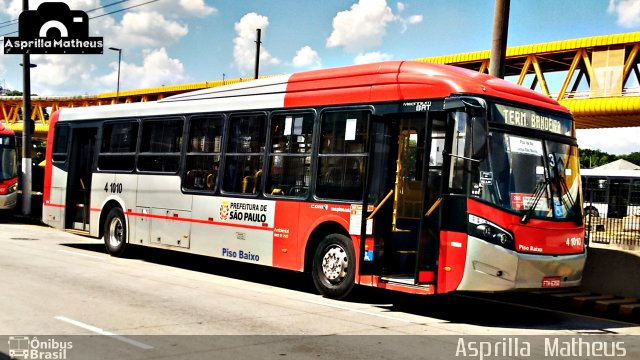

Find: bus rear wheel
<box><xmin>104</xmin><ymin>207</ymin><xmax>127</xmax><ymax>257</ymax></box>
<box><xmin>312</xmin><ymin>233</ymin><xmax>355</xmax><ymax>299</ymax></box>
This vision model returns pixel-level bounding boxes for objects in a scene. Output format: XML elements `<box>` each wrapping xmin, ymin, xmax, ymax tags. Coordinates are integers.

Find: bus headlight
<box><xmin>469</xmin><ymin>215</ymin><xmax>514</xmax><ymax>250</ymax></box>
<box><xmin>7</xmin><ymin>183</ymin><xmax>18</xmax><ymax>194</ymax></box>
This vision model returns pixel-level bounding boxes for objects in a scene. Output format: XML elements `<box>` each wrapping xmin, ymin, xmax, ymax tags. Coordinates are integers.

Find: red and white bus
<box><xmin>43</xmin><ymin>61</ymin><xmax>585</xmax><ymax>298</ymax></box>
<box><xmin>0</xmin><ymin>120</ymin><xmax>18</xmax><ymax>210</ymax></box>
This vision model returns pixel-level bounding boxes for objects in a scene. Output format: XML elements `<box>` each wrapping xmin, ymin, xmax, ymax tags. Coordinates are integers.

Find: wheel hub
<box><xmin>321</xmin><ymin>245</ymin><xmax>348</xmax><ymax>282</ymax></box>
<box><xmin>109</xmin><ymin>218</ymin><xmax>123</xmax><ymax>248</ymax></box>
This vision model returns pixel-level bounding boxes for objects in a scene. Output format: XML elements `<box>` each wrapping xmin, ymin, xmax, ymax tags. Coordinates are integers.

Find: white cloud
<box><xmin>24</xmin><ymin>47</ymin><xmax>184</xmax><ymax>95</ymax></box>
<box><xmin>178</xmin><ymin>0</ymin><xmax>216</xmax><ymax>17</ymax></box>
<box><xmin>142</xmin><ymin>0</ymin><xmax>217</xmax><ymax>18</ymax></box>
<box><xmin>0</xmin><ymin>1</ymin><xmax>212</xmax><ymax>96</ymax></box>
<box><xmin>292</xmin><ymin>46</ymin><xmax>321</xmax><ymax>69</ymax></box>
<box><xmin>406</xmin><ymin>15</ymin><xmax>423</xmax><ymax>25</ymax></box>
<box><xmin>326</xmin><ymin>0</ymin><xmax>423</xmax><ymax>53</ymax></box>
<box><xmin>233</xmin><ymin>13</ymin><xmax>280</xmax><ymax>75</ymax></box>
<box><xmin>110</xmin><ymin>11</ymin><xmax>189</xmax><ymax>48</ymax></box>
<box><xmin>354</xmin><ymin>51</ymin><xmax>393</xmax><ymax>64</ymax></box>
<box><xmin>326</xmin><ymin>0</ymin><xmax>395</xmax><ymax>53</ymax></box>
<box><xmin>608</xmin><ymin>0</ymin><xmax>640</xmax><ymax>28</ymax></box>
<box><xmin>27</xmin><ymin>54</ymin><xmax>98</xmax><ymax>95</ymax></box>
<box><xmin>577</xmin><ymin>127</ymin><xmax>640</xmax><ymax>155</ymax></box>
<box><xmin>0</xmin><ymin>55</ymin><xmax>9</xmax><ymax>91</ymax></box>
<box><xmin>98</xmin><ymin>47</ymin><xmax>185</xmax><ymax>90</ymax></box>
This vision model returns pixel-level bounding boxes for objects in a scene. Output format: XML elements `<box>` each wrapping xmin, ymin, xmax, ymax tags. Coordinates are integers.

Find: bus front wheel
<box><xmin>312</xmin><ymin>233</ymin><xmax>355</xmax><ymax>299</ymax></box>
<box><xmin>104</xmin><ymin>207</ymin><xmax>127</xmax><ymax>257</ymax></box>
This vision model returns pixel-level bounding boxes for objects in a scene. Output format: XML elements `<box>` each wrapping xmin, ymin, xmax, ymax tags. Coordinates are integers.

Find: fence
<box><xmin>583</xmin><ymin>175</ymin><xmax>640</xmax><ymax>249</ymax></box>
<box><xmin>586</xmin><ymin>215</ymin><xmax>640</xmax><ymax>248</ymax></box>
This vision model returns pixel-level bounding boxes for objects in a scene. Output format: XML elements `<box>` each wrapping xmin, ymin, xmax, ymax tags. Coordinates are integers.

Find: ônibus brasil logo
<box><xmin>3</xmin><ymin>2</ymin><xmax>103</xmax><ymax>55</ymax></box>
<box><xmin>8</xmin><ymin>336</ymin><xmax>73</xmax><ymax>359</ymax></box>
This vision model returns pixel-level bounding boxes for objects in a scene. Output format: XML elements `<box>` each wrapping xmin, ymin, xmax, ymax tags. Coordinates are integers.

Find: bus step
<box><xmin>72</xmin><ymin>222</ymin><xmax>88</xmax><ymax>231</ymax></box>
<box><xmin>66</xmin><ymin>228</ymin><xmax>90</xmax><ymax>237</ymax></box>
<box><xmin>380</xmin><ymin>275</ymin><xmax>415</xmax><ymax>285</ymax></box>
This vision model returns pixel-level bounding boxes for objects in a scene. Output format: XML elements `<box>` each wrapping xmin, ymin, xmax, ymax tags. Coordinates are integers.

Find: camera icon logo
<box><xmin>19</xmin><ymin>2</ymin><xmax>91</xmax><ymax>40</ymax></box>
<box><xmin>4</xmin><ymin>2</ymin><xmax>103</xmax><ymax>55</ymax></box>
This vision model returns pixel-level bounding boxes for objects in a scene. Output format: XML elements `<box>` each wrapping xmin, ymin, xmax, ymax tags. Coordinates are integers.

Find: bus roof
<box><xmin>56</xmin><ymin>61</ymin><xmax>569</xmax><ymax>121</ymax></box>
<box><xmin>581</xmin><ymin>168</ymin><xmax>640</xmax><ymax>178</ymax></box>
<box><xmin>0</xmin><ymin>120</ymin><xmax>14</xmax><ymax>135</ymax></box>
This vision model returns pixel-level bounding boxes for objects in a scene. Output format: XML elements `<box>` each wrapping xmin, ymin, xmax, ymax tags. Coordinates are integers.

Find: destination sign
<box><xmin>491</xmin><ymin>104</ymin><xmax>573</xmax><ymax>136</ymax></box>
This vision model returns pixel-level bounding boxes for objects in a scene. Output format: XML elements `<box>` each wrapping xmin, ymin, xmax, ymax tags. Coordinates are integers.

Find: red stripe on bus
<box><xmin>42</xmin><ymin>203</ymin><xmax>274</xmax><ymax>232</ymax></box>
<box><xmin>42</xmin><ymin>110</ymin><xmax>60</xmax><ymax>206</ymax></box>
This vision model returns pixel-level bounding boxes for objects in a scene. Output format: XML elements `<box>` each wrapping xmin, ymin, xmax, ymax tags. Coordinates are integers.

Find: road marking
<box><xmin>301</xmin><ymin>298</ymin><xmax>415</xmax><ymax>323</ymax></box>
<box><xmin>54</xmin><ymin>316</ymin><xmax>153</xmax><ymax>350</ymax></box>
<box><xmin>58</xmin><ymin>250</ymin><xmax>105</xmax><ymax>260</ymax></box>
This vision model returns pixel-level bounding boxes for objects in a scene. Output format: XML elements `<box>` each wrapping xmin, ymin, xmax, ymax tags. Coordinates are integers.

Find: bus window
<box><xmin>222</xmin><ymin>114</ymin><xmax>267</xmax><ymax>194</ymax></box>
<box><xmin>267</xmin><ymin>112</ymin><xmax>314</xmax><ymax>197</ymax></box>
<box><xmin>98</xmin><ymin>121</ymin><xmax>138</xmax><ymax>171</ymax></box>
<box><xmin>0</xmin><ymin>135</ymin><xmax>17</xmax><ymax>181</ymax></box>
<box><xmin>52</xmin><ymin>124</ymin><xmax>70</xmax><ymax>162</ymax></box>
<box><xmin>184</xmin><ymin>115</ymin><xmax>224</xmax><ymax>191</ymax></box>
<box><xmin>448</xmin><ymin>111</ymin><xmax>469</xmax><ymax>191</ymax></box>
<box><xmin>138</xmin><ymin>118</ymin><xmax>183</xmax><ymax>173</ymax></box>
<box><xmin>316</xmin><ymin>110</ymin><xmax>369</xmax><ymax>200</ymax></box>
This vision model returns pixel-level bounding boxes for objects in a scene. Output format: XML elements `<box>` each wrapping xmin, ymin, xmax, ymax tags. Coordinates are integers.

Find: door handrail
<box><xmin>425</xmin><ymin>197</ymin><xmax>442</xmax><ymax>218</ymax></box>
<box><xmin>366</xmin><ymin>189</ymin><xmax>394</xmax><ymax>221</ymax></box>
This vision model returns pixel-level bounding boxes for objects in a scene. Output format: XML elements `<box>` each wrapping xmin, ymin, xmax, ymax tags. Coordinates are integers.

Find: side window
<box><xmin>98</xmin><ymin>121</ymin><xmax>138</xmax><ymax>171</ymax></box>
<box><xmin>184</xmin><ymin>115</ymin><xmax>224</xmax><ymax>191</ymax></box>
<box><xmin>316</xmin><ymin>110</ymin><xmax>369</xmax><ymax>200</ymax></box>
<box><xmin>222</xmin><ymin>114</ymin><xmax>266</xmax><ymax>194</ymax></box>
<box><xmin>267</xmin><ymin>112</ymin><xmax>314</xmax><ymax>197</ymax></box>
<box><xmin>52</xmin><ymin>124</ymin><xmax>70</xmax><ymax>162</ymax></box>
<box><xmin>138</xmin><ymin>118</ymin><xmax>183</xmax><ymax>173</ymax></box>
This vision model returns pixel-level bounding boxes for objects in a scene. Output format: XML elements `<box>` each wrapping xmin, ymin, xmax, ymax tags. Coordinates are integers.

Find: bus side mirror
<box><xmin>471</xmin><ymin>117</ymin><xmax>487</xmax><ymax>160</ymax></box>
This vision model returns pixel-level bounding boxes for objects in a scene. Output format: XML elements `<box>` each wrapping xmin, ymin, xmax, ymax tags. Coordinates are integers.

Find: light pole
<box><xmin>19</xmin><ymin>59</ymin><xmax>36</xmax><ymax>216</ymax></box>
<box><xmin>489</xmin><ymin>0</ymin><xmax>510</xmax><ymax>78</ymax></box>
<box><xmin>109</xmin><ymin>47</ymin><xmax>122</xmax><ymax>103</ymax></box>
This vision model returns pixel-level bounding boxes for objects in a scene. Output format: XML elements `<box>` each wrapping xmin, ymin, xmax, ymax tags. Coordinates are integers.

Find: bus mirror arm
<box><xmin>366</xmin><ymin>189</ymin><xmax>394</xmax><ymax>221</ymax></box>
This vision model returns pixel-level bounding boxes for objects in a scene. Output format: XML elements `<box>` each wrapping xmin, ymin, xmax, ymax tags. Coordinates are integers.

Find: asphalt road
<box><xmin>1</xmin><ymin>218</ymin><xmax>639</xmax><ymax>359</ymax></box>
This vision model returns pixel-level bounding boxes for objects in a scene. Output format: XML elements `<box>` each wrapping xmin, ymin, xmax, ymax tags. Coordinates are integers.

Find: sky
<box><xmin>1</xmin><ymin>0</ymin><xmax>640</xmax><ymax>154</ymax></box>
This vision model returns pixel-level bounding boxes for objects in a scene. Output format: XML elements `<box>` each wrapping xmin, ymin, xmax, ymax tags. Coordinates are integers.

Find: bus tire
<box><xmin>312</xmin><ymin>233</ymin><xmax>355</xmax><ymax>299</ymax></box>
<box><xmin>104</xmin><ymin>207</ymin><xmax>127</xmax><ymax>257</ymax></box>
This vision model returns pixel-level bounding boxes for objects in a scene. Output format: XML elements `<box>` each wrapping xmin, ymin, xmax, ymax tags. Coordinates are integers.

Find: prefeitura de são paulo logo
<box><xmin>4</xmin><ymin>2</ymin><xmax>103</xmax><ymax>55</ymax></box>
<box><xmin>219</xmin><ymin>201</ymin><xmax>229</xmax><ymax>221</ymax></box>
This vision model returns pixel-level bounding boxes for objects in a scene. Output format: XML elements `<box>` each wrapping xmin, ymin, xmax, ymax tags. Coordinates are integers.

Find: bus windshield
<box><xmin>472</xmin><ymin>125</ymin><xmax>582</xmax><ymax>222</ymax></box>
<box><xmin>0</xmin><ymin>135</ymin><xmax>18</xmax><ymax>181</ymax></box>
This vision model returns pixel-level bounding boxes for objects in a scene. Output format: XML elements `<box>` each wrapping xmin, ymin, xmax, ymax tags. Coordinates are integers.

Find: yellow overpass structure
<box><xmin>2</xmin><ymin>32</ymin><xmax>640</xmax><ymax>136</ymax></box>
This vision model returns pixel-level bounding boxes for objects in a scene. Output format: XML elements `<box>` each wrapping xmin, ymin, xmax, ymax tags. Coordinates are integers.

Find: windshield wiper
<box><xmin>520</xmin><ymin>177</ymin><xmax>550</xmax><ymax>224</ymax></box>
<box><xmin>551</xmin><ymin>163</ymin><xmax>582</xmax><ymax>225</ymax></box>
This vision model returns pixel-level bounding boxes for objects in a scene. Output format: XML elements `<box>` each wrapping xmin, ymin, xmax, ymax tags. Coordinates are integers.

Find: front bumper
<box><xmin>457</xmin><ymin>236</ymin><xmax>586</xmax><ymax>292</ymax></box>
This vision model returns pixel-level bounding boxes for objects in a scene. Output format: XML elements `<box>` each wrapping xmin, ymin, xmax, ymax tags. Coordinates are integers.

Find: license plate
<box><xmin>542</xmin><ymin>276</ymin><xmax>561</xmax><ymax>288</ymax></box>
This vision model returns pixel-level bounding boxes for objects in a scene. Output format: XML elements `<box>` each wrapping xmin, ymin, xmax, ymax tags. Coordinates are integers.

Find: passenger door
<box><xmin>65</xmin><ymin>127</ymin><xmax>97</xmax><ymax>231</ymax></box>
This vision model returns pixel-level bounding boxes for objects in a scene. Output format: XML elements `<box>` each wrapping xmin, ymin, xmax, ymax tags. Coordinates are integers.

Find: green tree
<box><xmin>579</xmin><ymin>148</ymin><xmax>617</xmax><ymax>168</ymax></box>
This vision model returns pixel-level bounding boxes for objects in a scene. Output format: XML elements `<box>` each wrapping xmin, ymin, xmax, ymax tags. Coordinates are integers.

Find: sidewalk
<box><xmin>580</xmin><ymin>243</ymin><xmax>640</xmax><ymax>298</ymax></box>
